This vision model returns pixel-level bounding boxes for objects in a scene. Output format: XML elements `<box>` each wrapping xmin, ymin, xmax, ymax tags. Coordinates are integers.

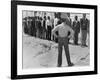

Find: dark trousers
<box><xmin>31</xmin><ymin>27</ymin><xmax>36</xmax><ymax>37</ymax></box>
<box><xmin>47</xmin><ymin>25</ymin><xmax>51</xmax><ymax>40</ymax></box>
<box><xmin>74</xmin><ymin>32</ymin><xmax>79</xmax><ymax>44</ymax></box>
<box><xmin>81</xmin><ymin>30</ymin><xmax>87</xmax><ymax>46</ymax></box>
<box><xmin>68</xmin><ymin>32</ymin><xmax>70</xmax><ymax>42</ymax></box>
<box><xmin>55</xmin><ymin>31</ymin><xmax>58</xmax><ymax>43</ymax></box>
<box><xmin>58</xmin><ymin>36</ymin><xmax>72</xmax><ymax>67</ymax></box>
<box><xmin>24</xmin><ymin>26</ymin><xmax>28</xmax><ymax>34</ymax></box>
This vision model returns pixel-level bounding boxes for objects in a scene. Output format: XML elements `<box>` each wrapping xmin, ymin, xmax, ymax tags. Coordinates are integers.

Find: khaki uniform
<box><xmin>52</xmin><ymin>23</ymin><xmax>74</xmax><ymax>66</ymax></box>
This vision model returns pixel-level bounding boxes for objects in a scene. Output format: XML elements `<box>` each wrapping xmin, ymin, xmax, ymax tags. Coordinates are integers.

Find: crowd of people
<box><xmin>23</xmin><ymin>12</ymin><xmax>89</xmax><ymax>47</ymax></box>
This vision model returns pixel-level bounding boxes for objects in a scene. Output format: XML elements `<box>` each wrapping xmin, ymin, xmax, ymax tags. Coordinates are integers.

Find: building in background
<box><xmin>22</xmin><ymin>11</ymin><xmax>90</xmax><ymax>21</ymax></box>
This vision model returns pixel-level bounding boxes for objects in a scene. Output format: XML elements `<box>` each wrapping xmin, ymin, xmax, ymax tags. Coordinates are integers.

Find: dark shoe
<box><xmin>68</xmin><ymin>63</ymin><xmax>74</xmax><ymax>67</ymax></box>
<box><xmin>57</xmin><ymin>65</ymin><xmax>62</xmax><ymax>67</ymax></box>
<box><xmin>81</xmin><ymin>45</ymin><xmax>85</xmax><ymax>48</ymax></box>
<box><xmin>75</xmin><ymin>43</ymin><xmax>78</xmax><ymax>45</ymax></box>
<box><xmin>84</xmin><ymin>44</ymin><xmax>88</xmax><ymax>47</ymax></box>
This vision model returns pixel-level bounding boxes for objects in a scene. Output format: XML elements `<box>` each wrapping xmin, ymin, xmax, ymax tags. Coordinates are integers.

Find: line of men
<box><xmin>23</xmin><ymin>13</ymin><xmax>89</xmax><ymax>47</ymax></box>
<box><xmin>23</xmin><ymin>16</ymin><xmax>53</xmax><ymax>40</ymax></box>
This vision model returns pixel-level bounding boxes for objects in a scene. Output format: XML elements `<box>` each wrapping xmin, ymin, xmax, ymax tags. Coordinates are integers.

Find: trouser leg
<box><xmin>81</xmin><ymin>30</ymin><xmax>84</xmax><ymax>45</ymax></box>
<box><xmin>49</xmin><ymin>30</ymin><xmax>51</xmax><ymax>40</ymax></box>
<box><xmin>48</xmin><ymin>26</ymin><xmax>51</xmax><ymax>40</ymax></box>
<box><xmin>68</xmin><ymin>32</ymin><xmax>70</xmax><ymax>43</ymax></box>
<box><xmin>76</xmin><ymin>33</ymin><xmax>78</xmax><ymax>44</ymax></box>
<box><xmin>43</xmin><ymin>29</ymin><xmax>46</xmax><ymax>39</ymax></box>
<box><xmin>43</xmin><ymin>30</ymin><xmax>45</xmax><ymax>39</ymax></box>
<box><xmin>81</xmin><ymin>30</ymin><xmax>87</xmax><ymax>46</ymax></box>
<box><xmin>55</xmin><ymin>31</ymin><xmax>58</xmax><ymax>43</ymax></box>
<box><xmin>34</xmin><ymin>28</ymin><xmax>36</xmax><ymax>37</ymax></box>
<box><xmin>74</xmin><ymin>32</ymin><xmax>76</xmax><ymax>44</ymax></box>
<box><xmin>48</xmin><ymin>31</ymin><xmax>50</xmax><ymax>40</ymax></box>
<box><xmin>63</xmin><ymin>38</ymin><xmax>72</xmax><ymax>65</ymax></box>
<box><xmin>37</xmin><ymin>29</ymin><xmax>39</xmax><ymax>38</ymax></box>
<box><xmin>58</xmin><ymin>38</ymin><xmax>63</xmax><ymax>67</ymax></box>
<box><xmin>46</xmin><ymin>30</ymin><xmax>47</xmax><ymax>39</ymax></box>
<box><xmin>47</xmin><ymin>27</ymin><xmax>49</xmax><ymax>40</ymax></box>
<box><xmin>84</xmin><ymin>30</ymin><xmax>87</xmax><ymax>45</ymax></box>
<box><xmin>74</xmin><ymin>32</ymin><xmax>78</xmax><ymax>44</ymax></box>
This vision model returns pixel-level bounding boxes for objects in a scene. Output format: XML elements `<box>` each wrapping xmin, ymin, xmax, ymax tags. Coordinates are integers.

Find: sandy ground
<box><xmin>22</xmin><ymin>34</ymin><xmax>89</xmax><ymax>69</ymax></box>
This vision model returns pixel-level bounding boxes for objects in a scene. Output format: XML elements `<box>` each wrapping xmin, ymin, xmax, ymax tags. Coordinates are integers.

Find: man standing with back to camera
<box><xmin>52</xmin><ymin>13</ymin><xmax>74</xmax><ymax>67</ymax></box>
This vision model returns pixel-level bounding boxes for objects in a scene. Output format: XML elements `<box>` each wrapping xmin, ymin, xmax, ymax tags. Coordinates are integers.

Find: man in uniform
<box><xmin>52</xmin><ymin>15</ymin><xmax>74</xmax><ymax>67</ymax></box>
<box><xmin>80</xmin><ymin>14</ymin><xmax>89</xmax><ymax>47</ymax></box>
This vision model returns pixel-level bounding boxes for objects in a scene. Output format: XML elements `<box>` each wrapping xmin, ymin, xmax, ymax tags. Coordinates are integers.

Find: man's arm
<box><xmin>52</xmin><ymin>25</ymin><xmax>59</xmax><ymax>38</ymax></box>
<box><xmin>68</xmin><ymin>26</ymin><xmax>74</xmax><ymax>39</ymax></box>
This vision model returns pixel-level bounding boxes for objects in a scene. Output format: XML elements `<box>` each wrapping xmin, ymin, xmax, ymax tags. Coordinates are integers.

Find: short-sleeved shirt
<box><xmin>52</xmin><ymin>23</ymin><xmax>74</xmax><ymax>38</ymax></box>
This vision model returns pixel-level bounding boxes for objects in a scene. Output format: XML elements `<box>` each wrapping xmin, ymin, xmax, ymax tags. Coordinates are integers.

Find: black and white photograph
<box><xmin>11</xmin><ymin>1</ymin><xmax>97</xmax><ymax>79</ymax></box>
<box><xmin>22</xmin><ymin>11</ymin><xmax>90</xmax><ymax>68</ymax></box>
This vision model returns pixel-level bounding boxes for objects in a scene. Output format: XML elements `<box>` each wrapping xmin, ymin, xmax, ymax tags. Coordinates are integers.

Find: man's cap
<box><xmin>61</xmin><ymin>13</ymin><xmax>68</xmax><ymax>19</ymax></box>
<box><xmin>61</xmin><ymin>13</ymin><xmax>70</xmax><ymax>23</ymax></box>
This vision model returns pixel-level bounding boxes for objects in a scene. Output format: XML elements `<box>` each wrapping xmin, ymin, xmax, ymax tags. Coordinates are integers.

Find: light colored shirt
<box><xmin>52</xmin><ymin>23</ymin><xmax>74</xmax><ymax>38</ymax></box>
<box><xmin>54</xmin><ymin>18</ymin><xmax>59</xmax><ymax>27</ymax></box>
<box><xmin>46</xmin><ymin>19</ymin><xmax>52</xmax><ymax>29</ymax></box>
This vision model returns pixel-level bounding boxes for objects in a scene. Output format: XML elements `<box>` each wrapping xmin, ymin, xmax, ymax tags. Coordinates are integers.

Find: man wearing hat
<box><xmin>52</xmin><ymin>13</ymin><xmax>74</xmax><ymax>67</ymax></box>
